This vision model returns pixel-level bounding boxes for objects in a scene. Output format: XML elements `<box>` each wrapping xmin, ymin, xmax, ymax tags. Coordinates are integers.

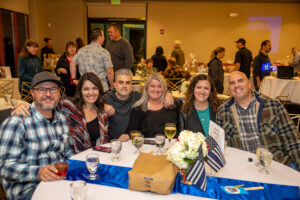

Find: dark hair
<box><xmin>75</xmin><ymin>37</ymin><xmax>85</xmax><ymax>49</ymax></box>
<box><xmin>44</xmin><ymin>38</ymin><xmax>51</xmax><ymax>43</ymax></box>
<box><xmin>155</xmin><ymin>46</ymin><xmax>164</xmax><ymax>56</ymax></box>
<box><xmin>19</xmin><ymin>39</ymin><xmax>39</xmax><ymax>58</ymax></box>
<box><xmin>65</xmin><ymin>41</ymin><xmax>78</xmax><ymax>57</ymax></box>
<box><xmin>73</xmin><ymin>72</ymin><xmax>105</xmax><ymax>112</ymax></box>
<box><xmin>90</xmin><ymin>28</ymin><xmax>103</xmax><ymax>41</ymax></box>
<box><xmin>210</xmin><ymin>47</ymin><xmax>225</xmax><ymax>60</ymax></box>
<box><xmin>261</xmin><ymin>40</ymin><xmax>270</xmax><ymax>49</ymax></box>
<box><xmin>108</xmin><ymin>23</ymin><xmax>121</xmax><ymax>31</ymax></box>
<box><xmin>182</xmin><ymin>74</ymin><xmax>220</xmax><ymax>113</ymax></box>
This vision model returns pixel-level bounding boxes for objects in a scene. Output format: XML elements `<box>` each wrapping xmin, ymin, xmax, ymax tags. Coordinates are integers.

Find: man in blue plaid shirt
<box><xmin>0</xmin><ymin>71</ymin><xmax>74</xmax><ymax>200</ymax></box>
<box><xmin>216</xmin><ymin>71</ymin><xmax>300</xmax><ymax>171</ymax></box>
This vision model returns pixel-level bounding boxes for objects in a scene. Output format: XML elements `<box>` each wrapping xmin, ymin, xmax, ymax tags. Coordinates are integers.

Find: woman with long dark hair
<box><xmin>180</xmin><ymin>74</ymin><xmax>220</xmax><ymax>136</ymax></box>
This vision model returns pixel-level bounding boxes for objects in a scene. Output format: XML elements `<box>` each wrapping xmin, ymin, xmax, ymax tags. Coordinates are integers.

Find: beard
<box><xmin>35</xmin><ymin>97</ymin><xmax>58</xmax><ymax>110</ymax></box>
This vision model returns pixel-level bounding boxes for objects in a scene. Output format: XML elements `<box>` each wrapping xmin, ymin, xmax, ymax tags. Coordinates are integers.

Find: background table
<box><xmin>260</xmin><ymin>76</ymin><xmax>300</xmax><ymax>104</ymax></box>
<box><xmin>32</xmin><ymin>141</ymin><xmax>300</xmax><ymax>200</ymax></box>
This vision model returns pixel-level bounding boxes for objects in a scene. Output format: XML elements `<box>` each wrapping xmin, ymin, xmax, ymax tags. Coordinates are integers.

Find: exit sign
<box><xmin>111</xmin><ymin>0</ymin><xmax>120</xmax><ymax>5</ymax></box>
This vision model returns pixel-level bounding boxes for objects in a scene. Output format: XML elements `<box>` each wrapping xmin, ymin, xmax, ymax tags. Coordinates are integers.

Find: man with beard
<box><xmin>104</xmin><ymin>69</ymin><xmax>174</xmax><ymax>141</ymax></box>
<box><xmin>0</xmin><ymin>72</ymin><xmax>73</xmax><ymax>200</ymax></box>
<box><xmin>253</xmin><ymin>40</ymin><xmax>272</xmax><ymax>91</ymax></box>
<box><xmin>216</xmin><ymin>71</ymin><xmax>300</xmax><ymax>171</ymax></box>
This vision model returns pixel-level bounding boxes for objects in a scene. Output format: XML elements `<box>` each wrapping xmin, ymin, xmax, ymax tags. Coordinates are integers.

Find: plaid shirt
<box><xmin>73</xmin><ymin>42</ymin><xmax>113</xmax><ymax>91</ymax></box>
<box><xmin>163</xmin><ymin>65</ymin><xmax>190</xmax><ymax>79</ymax></box>
<box><xmin>0</xmin><ymin>103</ymin><xmax>74</xmax><ymax>200</ymax></box>
<box><xmin>216</xmin><ymin>91</ymin><xmax>300</xmax><ymax>171</ymax></box>
<box><xmin>235</xmin><ymin>95</ymin><xmax>261</xmax><ymax>153</ymax></box>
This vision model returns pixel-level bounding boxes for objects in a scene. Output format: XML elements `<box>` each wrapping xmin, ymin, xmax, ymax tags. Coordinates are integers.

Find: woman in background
<box><xmin>18</xmin><ymin>39</ymin><xmax>43</xmax><ymax>101</ymax></box>
<box><xmin>208</xmin><ymin>47</ymin><xmax>225</xmax><ymax>94</ymax></box>
<box><xmin>151</xmin><ymin>46</ymin><xmax>168</xmax><ymax>72</ymax></box>
<box><xmin>55</xmin><ymin>41</ymin><xmax>80</xmax><ymax>97</ymax></box>
<box><xmin>180</xmin><ymin>74</ymin><xmax>220</xmax><ymax>136</ymax></box>
<box><xmin>75</xmin><ymin>37</ymin><xmax>85</xmax><ymax>49</ymax></box>
<box><xmin>41</xmin><ymin>37</ymin><xmax>55</xmax><ymax>64</ymax></box>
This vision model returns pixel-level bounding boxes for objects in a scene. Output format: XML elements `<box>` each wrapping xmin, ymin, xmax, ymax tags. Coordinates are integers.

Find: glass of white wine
<box><xmin>258</xmin><ymin>150</ymin><xmax>273</xmax><ymax>175</ymax></box>
<box><xmin>164</xmin><ymin>123</ymin><xmax>176</xmax><ymax>149</ymax></box>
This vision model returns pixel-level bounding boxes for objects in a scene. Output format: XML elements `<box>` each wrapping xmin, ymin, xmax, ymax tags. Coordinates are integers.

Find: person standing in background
<box><xmin>18</xmin><ymin>39</ymin><xmax>43</xmax><ymax>101</ymax></box>
<box><xmin>171</xmin><ymin>40</ymin><xmax>185</xmax><ymax>66</ymax></box>
<box><xmin>234</xmin><ymin>38</ymin><xmax>253</xmax><ymax>79</ymax></box>
<box><xmin>75</xmin><ymin>37</ymin><xmax>85</xmax><ymax>49</ymax></box>
<box><xmin>290</xmin><ymin>47</ymin><xmax>300</xmax><ymax>74</ymax></box>
<box><xmin>106</xmin><ymin>23</ymin><xmax>134</xmax><ymax>72</ymax></box>
<box><xmin>151</xmin><ymin>46</ymin><xmax>167</xmax><ymax>72</ymax></box>
<box><xmin>208</xmin><ymin>47</ymin><xmax>225</xmax><ymax>94</ymax></box>
<box><xmin>253</xmin><ymin>40</ymin><xmax>272</xmax><ymax>91</ymax></box>
<box><xmin>41</xmin><ymin>38</ymin><xmax>55</xmax><ymax>65</ymax></box>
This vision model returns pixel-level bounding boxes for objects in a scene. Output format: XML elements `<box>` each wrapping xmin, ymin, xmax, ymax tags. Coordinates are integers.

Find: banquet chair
<box><xmin>289</xmin><ymin>114</ymin><xmax>300</xmax><ymax>132</ymax></box>
<box><xmin>21</xmin><ymin>82</ymin><xmax>33</xmax><ymax>103</ymax></box>
<box><xmin>275</xmin><ymin>94</ymin><xmax>289</xmax><ymax>106</ymax></box>
<box><xmin>0</xmin><ymin>79</ymin><xmax>14</xmax><ymax>98</ymax></box>
<box><xmin>166</xmin><ymin>78</ymin><xmax>185</xmax><ymax>91</ymax></box>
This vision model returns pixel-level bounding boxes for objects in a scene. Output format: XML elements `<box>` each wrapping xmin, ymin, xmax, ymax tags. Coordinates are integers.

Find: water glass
<box><xmin>255</xmin><ymin>147</ymin><xmax>268</xmax><ymax>167</ymax></box>
<box><xmin>133</xmin><ymin>134</ymin><xmax>144</xmax><ymax>154</ymax></box>
<box><xmin>70</xmin><ymin>180</ymin><xmax>87</xmax><ymax>200</ymax></box>
<box><xmin>86</xmin><ymin>153</ymin><xmax>99</xmax><ymax>180</ymax></box>
<box><xmin>110</xmin><ymin>139</ymin><xmax>122</xmax><ymax>161</ymax></box>
<box><xmin>154</xmin><ymin>134</ymin><xmax>165</xmax><ymax>155</ymax></box>
<box><xmin>54</xmin><ymin>160</ymin><xmax>68</xmax><ymax>179</ymax></box>
<box><xmin>258</xmin><ymin>150</ymin><xmax>273</xmax><ymax>174</ymax></box>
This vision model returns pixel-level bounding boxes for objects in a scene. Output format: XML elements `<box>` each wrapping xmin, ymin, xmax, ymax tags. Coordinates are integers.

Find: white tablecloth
<box><xmin>0</xmin><ymin>78</ymin><xmax>20</xmax><ymax>99</ymax></box>
<box><xmin>260</xmin><ymin>76</ymin><xmax>300</xmax><ymax>104</ymax></box>
<box><xmin>32</xmin><ymin>141</ymin><xmax>300</xmax><ymax>200</ymax></box>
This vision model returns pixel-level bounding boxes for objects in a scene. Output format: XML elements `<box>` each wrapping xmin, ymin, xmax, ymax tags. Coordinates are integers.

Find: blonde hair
<box><xmin>133</xmin><ymin>73</ymin><xmax>168</xmax><ymax>111</ymax></box>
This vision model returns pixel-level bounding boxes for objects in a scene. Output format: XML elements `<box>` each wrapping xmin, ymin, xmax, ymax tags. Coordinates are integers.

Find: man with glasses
<box><xmin>0</xmin><ymin>71</ymin><xmax>74</xmax><ymax>200</ymax></box>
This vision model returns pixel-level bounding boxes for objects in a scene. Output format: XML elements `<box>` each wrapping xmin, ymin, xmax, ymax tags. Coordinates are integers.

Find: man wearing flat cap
<box><xmin>0</xmin><ymin>71</ymin><xmax>74</xmax><ymax>200</ymax></box>
<box><xmin>234</xmin><ymin>38</ymin><xmax>253</xmax><ymax>79</ymax></box>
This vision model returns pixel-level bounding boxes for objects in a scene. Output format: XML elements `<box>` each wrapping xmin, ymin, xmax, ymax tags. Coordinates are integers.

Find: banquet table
<box><xmin>0</xmin><ymin>78</ymin><xmax>21</xmax><ymax>99</ymax></box>
<box><xmin>32</xmin><ymin>141</ymin><xmax>300</xmax><ymax>200</ymax></box>
<box><xmin>259</xmin><ymin>76</ymin><xmax>300</xmax><ymax>104</ymax></box>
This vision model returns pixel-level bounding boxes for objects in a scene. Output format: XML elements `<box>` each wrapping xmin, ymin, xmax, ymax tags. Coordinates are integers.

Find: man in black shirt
<box><xmin>253</xmin><ymin>40</ymin><xmax>272</xmax><ymax>91</ymax></box>
<box><xmin>234</xmin><ymin>38</ymin><xmax>253</xmax><ymax>79</ymax></box>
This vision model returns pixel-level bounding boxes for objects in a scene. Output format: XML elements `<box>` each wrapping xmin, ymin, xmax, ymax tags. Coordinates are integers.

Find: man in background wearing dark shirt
<box><xmin>253</xmin><ymin>40</ymin><xmax>272</xmax><ymax>91</ymax></box>
<box><xmin>106</xmin><ymin>23</ymin><xmax>134</xmax><ymax>72</ymax></box>
<box><xmin>234</xmin><ymin>38</ymin><xmax>253</xmax><ymax>79</ymax></box>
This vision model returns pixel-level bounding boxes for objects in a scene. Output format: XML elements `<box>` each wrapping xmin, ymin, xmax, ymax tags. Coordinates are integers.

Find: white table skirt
<box><xmin>32</xmin><ymin>141</ymin><xmax>300</xmax><ymax>200</ymax></box>
<box><xmin>259</xmin><ymin>76</ymin><xmax>300</xmax><ymax>104</ymax></box>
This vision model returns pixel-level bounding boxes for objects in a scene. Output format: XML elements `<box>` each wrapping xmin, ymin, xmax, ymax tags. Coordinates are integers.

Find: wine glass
<box><xmin>255</xmin><ymin>147</ymin><xmax>268</xmax><ymax>167</ymax></box>
<box><xmin>258</xmin><ymin>150</ymin><xmax>273</xmax><ymax>175</ymax></box>
<box><xmin>133</xmin><ymin>134</ymin><xmax>144</xmax><ymax>154</ymax></box>
<box><xmin>130</xmin><ymin>130</ymin><xmax>141</xmax><ymax>144</ymax></box>
<box><xmin>164</xmin><ymin>123</ymin><xmax>176</xmax><ymax>149</ymax></box>
<box><xmin>86</xmin><ymin>153</ymin><xmax>99</xmax><ymax>180</ymax></box>
<box><xmin>154</xmin><ymin>134</ymin><xmax>165</xmax><ymax>155</ymax></box>
<box><xmin>70</xmin><ymin>180</ymin><xmax>87</xmax><ymax>200</ymax></box>
<box><xmin>54</xmin><ymin>160</ymin><xmax>69</xmax><ymax>179</ymax></box>
<box><xmin>110</xmin><ymin>139</ymin><xmax>122</xmax><ymax>161</ymax></box>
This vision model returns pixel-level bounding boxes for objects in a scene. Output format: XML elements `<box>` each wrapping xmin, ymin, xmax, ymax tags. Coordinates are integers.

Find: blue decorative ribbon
<box><xmin>67</xmin><ymin>160</ymin><xmax>300</xmax><ymax>199</ymax></box>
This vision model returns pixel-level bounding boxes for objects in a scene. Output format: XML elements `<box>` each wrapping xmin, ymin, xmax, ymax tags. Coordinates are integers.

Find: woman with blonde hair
<box><xmin>208</xmin><ymin>47</ymin><xmax>225</xmax><ymax>94</ymax></box>
<box><xmin>126</xmin><ymin>73</ymin><xmax>181</xmax><ymax>138</ymax></box>
<box><xmin>180</xmin><ymin>74</ymin><xmax>220</xmax><ymax>136</ymax></box>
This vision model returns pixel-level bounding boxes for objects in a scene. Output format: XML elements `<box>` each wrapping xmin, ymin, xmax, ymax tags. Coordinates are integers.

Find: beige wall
<box><xmin>0</xmin><ymin>0</ymin><xmax>29</xmax><ymax>14</ymax></box>
<box><xmin>147</xmin><ymin>2</ymin><xmax>300</xmax><ymax>63</ymax></box>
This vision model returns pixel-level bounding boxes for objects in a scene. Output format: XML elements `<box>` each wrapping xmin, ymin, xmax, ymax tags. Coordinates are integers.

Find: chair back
<box><xmin>21</xmin><ymin>81</ymin><xmax>33</xmax><ymax>103</ymax></box>
<box><xmin>0</xmin><ymin>79</ymin><xmax>14</xmax><ymax>98</ymax></box>
<box><xmin>166</xmin><ymin>78</ymin><xmax>185</xmax><ymax>91</ymax></box>
<box><xmin>275</xmin><ymin>94</ymin><xmax>289</xmax><ymax>106</ymax></box>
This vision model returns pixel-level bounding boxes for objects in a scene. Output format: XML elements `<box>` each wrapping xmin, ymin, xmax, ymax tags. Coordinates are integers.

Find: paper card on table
<box><xmin>209</xmin><ymin>121</ymin><xmax>225</xmax><ymax>152</ymax></box>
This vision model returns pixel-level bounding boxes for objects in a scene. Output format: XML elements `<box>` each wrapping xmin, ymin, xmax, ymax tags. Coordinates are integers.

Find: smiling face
<box><xmin>193</xmin><ymin>80</ymin><xmax>211</xmax><ymax>105</ymax></box>
<box><xmin>114</xmin><ymin>74</ymin><xmax>132</xmax><ymax>100</ymax></box>
<box><xmin>26</xmin><ymin>45</ymin><xmax>38</xmax><ymax>55</ymax></box>
<box><xmin>67</xmin><ymin>44</ymin><xmax>77</xmax><ymax>56</ymax></box>
<box><xmin>81</xmin><ymin>80</ymin><xmax>99</xmax><ymax>106</ymax></box>
<box><xmin>229</xmin><ymin>72</ymin><xmax>252</xmax><ymax>103</ymax></box>
<box><xmin>148</xmin><ymin>78</ymin><xmax>163</xmax><ymax>102</ymax></box>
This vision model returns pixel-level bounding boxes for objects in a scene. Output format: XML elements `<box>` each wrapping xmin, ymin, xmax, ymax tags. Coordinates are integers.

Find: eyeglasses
<box><xmin>33</xmin><ymin>87</ymin><xmax>59</xmax><ymax>94</ymax></box>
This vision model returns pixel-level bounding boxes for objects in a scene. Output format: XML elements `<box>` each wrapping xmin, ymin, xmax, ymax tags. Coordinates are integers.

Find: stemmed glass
<box><xmin>130</xmin><ymin>131</ymin><xmax>141</xmax><ymax>144</ymax></box>
<box><xmin>154</xmin><ymin>134</ymin><xmax>165</xmax><ymax>155</ymax></box>
<box><xmin>164</xmin><ymin>123</ymin><xmax>176</xmax><ymax>149</ymax></box>
<box><xmin>255</xmin><ymin>147</ymin><xmax>268</xmax><ymax>167</ymax></box>
<box><xmin>110</xmin><ymin>139</ymin><xmax>122</xmax><ymax>161</ymax></box>
<box><xmin>258</xmin><ymin>150</ymin><xmax>273</xmax><ymax>175</ymax></box>
<box><xmin>133</xmin><ymin>134</ymin><xmax>144</xmax><ymax>154</ymax></box>
<box><xmin>70</xmin><ymin>180</ymin><xmax>87</xmax><ymax>200</ymax></box>
<box><xmin>86</xmin><ymin>153</ymin><xmax>99</xmax><ymax>180</ymax></box>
